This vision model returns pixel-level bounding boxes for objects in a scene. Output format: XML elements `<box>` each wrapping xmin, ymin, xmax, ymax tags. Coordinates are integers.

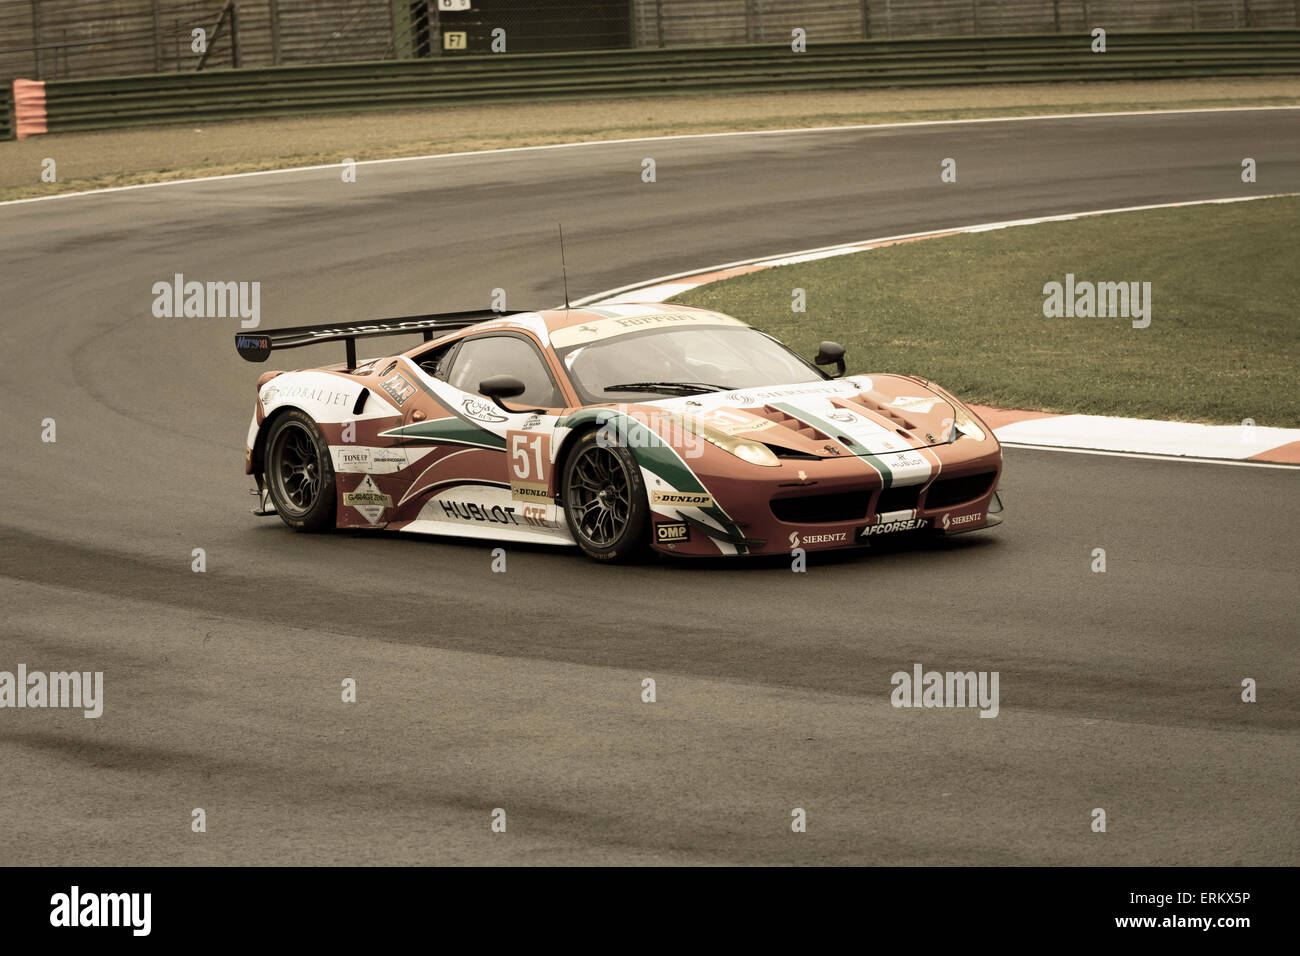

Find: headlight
<box><xmin>731</xmin><ymin>441</ymin><xmax>780</xmax><ymax>466</ymax></box>
<box><xmin>679</xmin><ymin>415</ymin><xmax>781</xmax><ymax>467</ymax></box>
<box><xmin>952</xmin><ymin>408</ymin><xmax>986</xmax><ymax>443</ymax></box>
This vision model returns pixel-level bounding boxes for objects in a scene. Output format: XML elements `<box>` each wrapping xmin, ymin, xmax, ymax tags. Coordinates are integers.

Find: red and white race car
<box><xmin>238</xmin><ymin>303</ymin><xmax>1002</xmax><ymax>560</ymax></box>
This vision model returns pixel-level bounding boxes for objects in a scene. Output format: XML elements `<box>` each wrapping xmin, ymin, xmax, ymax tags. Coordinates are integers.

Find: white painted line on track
<box><xmin>2</xmin><ymin>105</ymin><xmax>1297</xmax><ymax>207</ymax></box>
<box><xmin>1001</xmin><ymin>443</ymin><xmax>1299</xmax><ymax>470</ymax></box>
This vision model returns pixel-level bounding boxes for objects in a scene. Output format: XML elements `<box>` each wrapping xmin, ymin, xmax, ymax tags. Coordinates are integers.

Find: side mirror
<box><xmin>479</xmin><ymin>374</ymin><xmax>526</xmax><ymax>411</ymax></box>
<box><xmin>814</xmin><ymin>341</ymin><xmax>846</xmax><ymax>378</ymax></box>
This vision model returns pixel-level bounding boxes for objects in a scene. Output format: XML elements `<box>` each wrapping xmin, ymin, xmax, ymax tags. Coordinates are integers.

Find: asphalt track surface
<box><xmin>2</xmin><ymin>110</ymin><xmax>1297</xmax><ymax>865</ymax></box>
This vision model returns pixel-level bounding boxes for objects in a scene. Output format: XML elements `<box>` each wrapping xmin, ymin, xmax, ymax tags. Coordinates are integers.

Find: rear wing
<box><xmin>234</xmin><ymin>310</ymin><xmax>535</xmax><ymax>368</ymax></box>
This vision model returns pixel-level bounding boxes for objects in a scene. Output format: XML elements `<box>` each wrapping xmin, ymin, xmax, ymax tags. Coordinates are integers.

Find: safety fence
<box><xmin>4</xmin><ymin>29</ymin><xmax>1298</xmax><ymax>139</ymax></box>
<box><xmin>3</xmin><ymin>1</ymin><xmax>1299</xmax><ymax>84</ymax></box>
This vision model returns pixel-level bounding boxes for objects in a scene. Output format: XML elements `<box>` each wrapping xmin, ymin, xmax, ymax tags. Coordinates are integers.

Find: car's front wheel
<box><xmin>264</xmin><ymin>410</ymin><xmax>336</xmax><ymax>532</ymax></box>
<box><xmin>561</xmin><ymin>430</ymin><xmax>649</xmax><ymax>561</ymax></box>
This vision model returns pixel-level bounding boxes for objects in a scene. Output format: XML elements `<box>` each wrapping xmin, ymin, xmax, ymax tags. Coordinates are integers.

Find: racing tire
<box><xmin>264</xmin><ymin>410</ymin><xmax>336</xmax><ymax>533</ymax></box>
<box><xmin>561</xmin><ymin>429</ymin><xmax>650</xmax><ymax>562</ymax></box>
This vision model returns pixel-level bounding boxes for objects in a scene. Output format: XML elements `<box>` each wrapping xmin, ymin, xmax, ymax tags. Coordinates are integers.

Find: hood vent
<box><xmin>750</xmin><ymin>405</ymin><xmax>830</xmax><ymax>442</ymax></box>
<box><xmin>846</xmin><ymin>393</ymin><xmax>920</xmax><ymax>432</ymax></box>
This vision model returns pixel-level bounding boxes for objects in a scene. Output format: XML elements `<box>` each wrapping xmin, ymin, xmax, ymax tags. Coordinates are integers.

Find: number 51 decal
<box><xmin>508</xmin><ymin>431</ymin><xmax>552</xmax><ymax>503</ymax></box>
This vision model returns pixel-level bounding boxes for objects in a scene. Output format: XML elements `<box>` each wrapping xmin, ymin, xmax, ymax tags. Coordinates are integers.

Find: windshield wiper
<box><xmin>603</xmin><ymin>381</ymin><xmax>732</xmax><ymax>395</ymax></box>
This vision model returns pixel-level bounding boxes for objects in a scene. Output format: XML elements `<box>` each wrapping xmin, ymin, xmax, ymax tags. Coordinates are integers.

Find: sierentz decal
<box><xmin>789</xmin><ymin>530</ymin><xmax>850</xmax><ymax>548</ymax></box>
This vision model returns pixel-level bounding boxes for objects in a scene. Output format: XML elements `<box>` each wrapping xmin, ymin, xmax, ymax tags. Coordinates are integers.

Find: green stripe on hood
<box><xmin>771</xmin><ymin>401</ymin><xmax>894</xmax><ymax>488</ymax></box>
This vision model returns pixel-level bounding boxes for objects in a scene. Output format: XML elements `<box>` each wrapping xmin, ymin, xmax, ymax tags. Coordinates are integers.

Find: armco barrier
<box><xmin>16</xmin><ymin>30</ymin><xmax>1300</xmax><ymax>135</ymax></box>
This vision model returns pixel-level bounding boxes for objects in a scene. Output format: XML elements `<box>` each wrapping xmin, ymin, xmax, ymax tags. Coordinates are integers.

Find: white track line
<box><xmin>2</xmin><ymin>105</ymin><xmax>1297</xmax><ymax>207</ymax></box>
<box><xmin>1001</xmin><ymin>443</ymin><xmax>1298</xmax><ymax>470</ymax></box>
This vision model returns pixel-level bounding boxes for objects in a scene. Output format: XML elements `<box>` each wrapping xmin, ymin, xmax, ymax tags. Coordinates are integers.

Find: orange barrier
<box><xmin>13</xmin><ymin>79</ymin><xmax>48</xmax><ymax>139</ymax></box>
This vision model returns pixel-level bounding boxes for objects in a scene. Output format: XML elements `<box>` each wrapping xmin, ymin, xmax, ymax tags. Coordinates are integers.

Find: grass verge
<box><xmin>0</xmin><ymin>76</ymin><xmax>1296</xmax><ymax>201</ymax></box>
<box><xmin>670</xmin><ymin>195</ymin><xmax>1300</xmax><ymax>426</ymax></box>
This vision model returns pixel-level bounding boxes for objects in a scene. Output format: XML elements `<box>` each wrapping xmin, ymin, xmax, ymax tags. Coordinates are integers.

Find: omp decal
<box><xmin>380</xmin><ymin>375</ymin><xmax>416</xmax><ymax>407</ymax></box>
<box><xmin>655</xmin><ymin>522</ymin><xmax>690</xmax><ymax>543</ymax></box>
<box><xmin>549</xmin><ymin>311</ymin><xmax>746</xmax><ymax>349</ymax></box>
<box><xmin>650</xmin><ymin>491</ymin><xmax>713</xmax><ymax>507</ymax></box>
<box><xmin>343</xmin><ymin>475</ymin><xmax>392</xmax><ymax>525</ymax></box>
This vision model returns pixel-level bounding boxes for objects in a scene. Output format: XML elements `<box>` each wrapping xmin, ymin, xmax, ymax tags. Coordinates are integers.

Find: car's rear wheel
<box><xmin>264</xmin><ymin>410</ymin><xmax>336</xmax><ymax>532</ymax></box>
<box><xmin>562</xmin><ymin>430</ymin><xmax>649</xmax><ymax>561</ymax></box>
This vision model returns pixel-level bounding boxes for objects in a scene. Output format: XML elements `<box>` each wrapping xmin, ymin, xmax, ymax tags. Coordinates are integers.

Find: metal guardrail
<box><xmin>10</xmin><ymin>30</ymin><xmax>1300</xmax><ymax>136</ymax></box>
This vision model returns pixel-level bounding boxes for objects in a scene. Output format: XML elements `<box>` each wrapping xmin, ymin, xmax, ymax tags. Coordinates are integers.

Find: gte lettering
<box><xmin>440</xmin><ymin>500</ymin><xmax>519</xmax><ymax>525</ymax></box>
<box><xmin>861</xmin><ymin>517</ymin><xmax>926</xmax><ymax>537</ymax></box>
<box><xmin>50</xmin><ymin>886</ymin><xmax>151</xmax><ymax>936</ymax></box>
<box><xmin>521</xmin><ymin>505</ymin><xmax>548</xmax><ymax>527</ymax></box>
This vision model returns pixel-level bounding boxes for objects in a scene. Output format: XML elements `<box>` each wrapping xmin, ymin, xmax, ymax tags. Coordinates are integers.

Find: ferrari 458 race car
<box><xmin>237</xmin><ymin>303</ymin><xmax>1002</xmax><ymax>560</ymax></box>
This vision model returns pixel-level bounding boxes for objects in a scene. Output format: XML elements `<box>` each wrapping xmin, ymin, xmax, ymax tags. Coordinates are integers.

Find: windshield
<box><xmin>556</xmin><ymin>324</ymin><xmax>826</xmax><ymax>404</ymax></box>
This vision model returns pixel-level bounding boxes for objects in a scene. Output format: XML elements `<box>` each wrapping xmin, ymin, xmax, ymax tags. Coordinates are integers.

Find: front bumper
<box><xmin>649</xmin><ymin>441</ymin><xmax>1003</xmax><ymax>557</ymax></box>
